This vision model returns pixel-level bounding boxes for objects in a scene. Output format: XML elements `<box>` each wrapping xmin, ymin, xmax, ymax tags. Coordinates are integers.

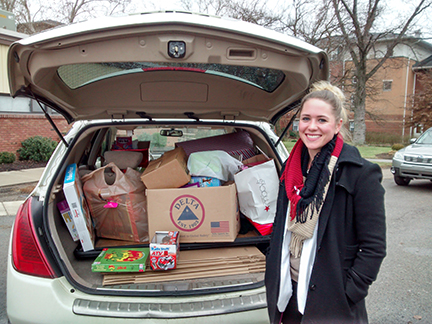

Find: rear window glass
<box><xmin>57</xmin><ymin>62</ymin><xmax>285</xmax><ymax>92</ymax></box>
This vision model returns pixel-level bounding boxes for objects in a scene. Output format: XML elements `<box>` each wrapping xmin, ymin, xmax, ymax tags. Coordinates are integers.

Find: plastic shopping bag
<box><xmin>82</xmin><ymin>162</ymin><xmax>149</xmax><ymax>243</ymax></box>
<box><xmin>187</xmin><ymin>150</ymin><xmax>243</xmax><ymax>182</ymax></box>
<box><xmin>234</xmin><ymin>157</ymin><xmax>279</xmax><ymax>225</ymax></box>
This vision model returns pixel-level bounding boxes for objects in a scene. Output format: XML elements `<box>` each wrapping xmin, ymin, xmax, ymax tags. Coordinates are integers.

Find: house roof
<box><xmin>0</xmin><ymin>28</ymin><xmax>27</xmax><ymax>46</ymax></box>
<box><xmin>413</xmin><ymin>54</ymin><xmax>432</xmax><ymax>70</ymax></box>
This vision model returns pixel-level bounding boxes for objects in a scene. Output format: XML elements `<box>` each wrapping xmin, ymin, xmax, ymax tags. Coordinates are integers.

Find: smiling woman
<box><xmin>266</xmin><ymin>81</ymin><xmax>386</xmax><ymax>324</ymax></box>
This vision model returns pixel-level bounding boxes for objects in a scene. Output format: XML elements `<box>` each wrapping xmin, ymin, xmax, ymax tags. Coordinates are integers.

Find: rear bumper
<box><xmin>7</xmin><ymin>245</ymin><xmax>268</xmax><ymax>324</ymax></box>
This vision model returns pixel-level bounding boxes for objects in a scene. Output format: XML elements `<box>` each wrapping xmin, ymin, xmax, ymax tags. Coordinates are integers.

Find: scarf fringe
<box><xmin>284</xmin><ymin>136</ymin><xmax>343</xmax><ymax>258</ymax></box>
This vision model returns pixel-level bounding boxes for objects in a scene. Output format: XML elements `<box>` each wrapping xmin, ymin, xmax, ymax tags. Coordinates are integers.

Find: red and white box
<box><xmin>150</xmin><ymin>231</ymin><xmax>179</xmax><ymax>271</ymax></box>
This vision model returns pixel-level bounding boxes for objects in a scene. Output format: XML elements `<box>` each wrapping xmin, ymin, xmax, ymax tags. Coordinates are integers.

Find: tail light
<box><xmin>12</xmin><ymin>198</ymin><xmax>56</xmax><ymax>278</ymax></box>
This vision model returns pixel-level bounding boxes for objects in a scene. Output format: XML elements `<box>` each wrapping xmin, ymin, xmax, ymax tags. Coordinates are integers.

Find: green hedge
<box><xmin>0</xmin><ymin>152</ymin><xmax>16</xmax><ymax>164</ymax></box>
<box><xmin>17</xmin><ymin>136</ymin><xmax>58</xmax><ymax>162</ymax></box>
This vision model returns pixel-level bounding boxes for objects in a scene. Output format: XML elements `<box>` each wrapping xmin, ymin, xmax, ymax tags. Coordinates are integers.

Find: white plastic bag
<box><xmin>187</xmin><ymin>150</ymin><xmax>243</xmax><ymax>182</ymax></box>
<box><xmin>234</xmin><ymin>159</ymin><xmax>279</xmax><ymax>224</ymax></box>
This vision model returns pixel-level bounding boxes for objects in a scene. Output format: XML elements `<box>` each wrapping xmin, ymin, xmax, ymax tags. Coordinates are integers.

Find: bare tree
<box><xmin>180</xmin><ymin>0</ymin><xmax>282</xmax><ymax>26</ymax></box>
<box><xmin>331</xmin><ymin>0</ymin><xmax>432</xmax><ymax>144</ymax></box>
<box><xmin>47</xmin><ymin>0</ymin><xmax>132</xmax><ymax>24</ymax></box>
<box><xmin>0</xmin><ymin>0</ymin><xmax>18</xmax><ymax>13</ymax></box>
<box><xmin>5</xmin><ymin>0</ymin><xmax>132</xmax><ymax>34</ymax></box>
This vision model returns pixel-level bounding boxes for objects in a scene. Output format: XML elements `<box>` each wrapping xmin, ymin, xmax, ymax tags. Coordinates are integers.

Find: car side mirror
<box><xmin>410</xmin><ymin>138</ymin><xmax>417</xmax><ymax>144</ymax></box>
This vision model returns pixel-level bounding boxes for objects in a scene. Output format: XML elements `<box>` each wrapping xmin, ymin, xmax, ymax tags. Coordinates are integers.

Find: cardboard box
<box><xmin>57</xmin><ymin>200</ymin><xmax>79</xmax><ymax>242</ymax></box>
<box><xmin>146</xmin><ymin>183</ymin><xmax>240</xmax><ymax>243</ymax></box>
<box><xmin>91</xmin><ymin>247</ymin><xmax>149</xmax><ymax>272</ymax></box>
<box><xmin>150</xmin><ymin>231</ymin><xmax>179</xmax><ymax>270</ymax></box>
<box><xmin>141</xmin><ymin>147</ymin><xmax>190</xmax><ymax>189</ymax></box>
<box><xmin>103</xmin><ymin>246</ymin><xmax>265</xmax><ymax>285</ymax></box>
<box><xmin>242</xmin><ymin>154</ymin><xmax>270</xmax><ymax>166</ymax></box>
<box><xmin>63</xmin><ymin>164</ymin><xmax>95</xmax><ymax>251</ymax></box>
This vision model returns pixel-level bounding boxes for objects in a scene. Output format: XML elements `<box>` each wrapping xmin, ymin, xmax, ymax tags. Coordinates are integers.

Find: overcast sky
<box><xmin>130</xmin><ymin>0</ymin><xmax>431</xmax><ymax>39</ymax></box>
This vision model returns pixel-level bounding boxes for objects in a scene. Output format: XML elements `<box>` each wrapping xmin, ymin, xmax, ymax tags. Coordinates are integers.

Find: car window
<box><xmin>114</xmin><ymin>126</ymin><xmax>226</xmax><ymax>159</ymax></box>
<box><xmin>57</xmin><ymin>62</ymin><xmax>285</xmax><ymax>92</ymax></box>
<box><xmin>416</xmin><ymin>129</ymin><xmax>432</xmax><ymax>144</ymax></box>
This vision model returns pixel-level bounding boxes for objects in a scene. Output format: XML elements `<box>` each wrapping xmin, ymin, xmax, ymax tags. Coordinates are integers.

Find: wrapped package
<box><xmin>82</xmin><ymin>162</ymin><xmax>149</xmax><ymax>243</ymax></box>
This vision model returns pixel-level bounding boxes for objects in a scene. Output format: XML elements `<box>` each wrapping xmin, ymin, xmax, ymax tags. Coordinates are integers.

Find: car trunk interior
<box><xmin>45</xmin><ymin>120</ymin><xmax>284</xmax><ymax>294</ymax></box>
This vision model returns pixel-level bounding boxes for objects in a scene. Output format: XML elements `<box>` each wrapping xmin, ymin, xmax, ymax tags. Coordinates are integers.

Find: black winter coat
<box><xmin>265</xmin><ymin>143</ymin><xmax>386</xmax><ymax>324</ymax></box>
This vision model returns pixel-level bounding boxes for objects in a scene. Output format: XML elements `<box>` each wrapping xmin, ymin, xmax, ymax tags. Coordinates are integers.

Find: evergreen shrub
<box><xmin>17</xmin><ymin>136</ymin><xmax>58</xmax><ymax>162</ymax></box>
<box><xmin>391</xmin><ymin>143</ymin><xmax>405</xmax><ymax>151</ymax></box>
<box><xmin>0</xmin><ymin>152</ymin><xmax>16</xmax><ymax>164</ymax></box>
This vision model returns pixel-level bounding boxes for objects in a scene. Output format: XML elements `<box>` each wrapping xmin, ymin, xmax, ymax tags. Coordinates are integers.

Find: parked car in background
<box><xmin>6</xmin><ymin>11</ymin><xmax>328</xmax><ymax>323</ymax></box>
<box><xmin>391</xmin><ymin>127</ymin><xmax>432</xmax><ymax>185</ymax></box>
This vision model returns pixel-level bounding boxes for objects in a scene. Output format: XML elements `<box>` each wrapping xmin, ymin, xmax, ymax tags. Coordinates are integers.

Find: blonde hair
<box><xmin>300</xmin><ymin>81</ymin><xmax>351</xmax><ymax>141</ymax></box>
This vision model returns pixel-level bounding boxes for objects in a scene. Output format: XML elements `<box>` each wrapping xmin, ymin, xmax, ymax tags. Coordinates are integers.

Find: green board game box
<box><xmin>91</xmin><ymin>247</ymin><xmax>150</xmax><ymax>272</ymax></box>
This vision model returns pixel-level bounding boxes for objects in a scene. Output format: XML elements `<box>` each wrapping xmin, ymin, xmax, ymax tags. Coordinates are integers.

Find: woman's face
<box><xmin>299</xmin><ymin>98</ymin><xmax>343</xmax><ymax>160</ymax></box>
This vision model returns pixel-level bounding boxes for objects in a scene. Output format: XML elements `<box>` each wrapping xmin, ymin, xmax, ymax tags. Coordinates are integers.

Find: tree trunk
<box><xmin>352</xmin><ymin>75</ymin><xmax>367</xmax><ymax>145</ymax></box>
<box><xmin>352</xmin><ymin>101</ymin><xmax>366</xmax><ymax>145</ymax></box>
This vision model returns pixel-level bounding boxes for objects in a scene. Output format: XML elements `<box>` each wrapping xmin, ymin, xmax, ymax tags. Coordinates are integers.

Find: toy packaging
<box><xmin>92</xmin><ymin>247</ymin><xmax>150</xmax><ymax>272</ymax></box>
<box><xmin>63</xmin><ymin>163</ymin><xmax>95</xmax><ymax>251</ymax></box>
<box><xmin>190</xmin><ymin>176</ymin><xmax>221</xmax><ymax>187</ymax></box>
<box><xmin>57</xmin><ymin>200</ymin><xmax>79</xmax><ymax>242</ymax></box>
<box><xmin>150</xmin><ymin>231</ymin><xmax>179</xmax><ymax>271</ymax></box>
<box><xmin>112</xmin><ymin>136</ymin><xmax>133</xmax><ymax>150</ymax></box>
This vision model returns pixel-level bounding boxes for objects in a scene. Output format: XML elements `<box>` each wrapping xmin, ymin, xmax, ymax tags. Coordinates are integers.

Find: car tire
<box><xmin>394</xmin><ymin>175</ymin><xmax>411</xmax><ymax>186</ymax></box>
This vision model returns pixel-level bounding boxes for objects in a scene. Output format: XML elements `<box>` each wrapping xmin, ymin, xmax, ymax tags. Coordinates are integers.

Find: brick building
<box><xmin>0</xmin><ymin>23</ymin><xmax>70</xmax><ymax>156</ymax></box>
<box><xmin>279</xmin><ymin>36</ymin><xmax>432</xmax><ymax>143</ymax></box>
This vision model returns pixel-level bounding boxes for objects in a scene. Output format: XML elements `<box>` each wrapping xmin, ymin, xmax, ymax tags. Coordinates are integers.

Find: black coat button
<box><xmin>310</xmin><ymin>284</ymin><xmax>316</xmax><ymax>291</ymax></box>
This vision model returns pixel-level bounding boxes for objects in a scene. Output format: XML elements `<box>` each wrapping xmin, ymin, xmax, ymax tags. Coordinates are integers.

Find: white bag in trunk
<box><xmin>234</xmin><ymin>158</ymin><xmax>279</xmax><ymax>224</ymax></box>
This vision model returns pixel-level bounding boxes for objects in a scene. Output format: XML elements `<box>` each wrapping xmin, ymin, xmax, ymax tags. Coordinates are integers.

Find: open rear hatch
<box><xmin>7</xmin><ymin>11</ymin><xmax>327</xmax><ymax>300</ymax></box>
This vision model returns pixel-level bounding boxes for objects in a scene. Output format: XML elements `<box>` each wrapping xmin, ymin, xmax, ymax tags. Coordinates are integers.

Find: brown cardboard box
<box><xmin>103</xmin><ymin>246</ymin><xmax>265</xmax><ymax>285</ymax></box>
<box><xmin>146</xmin><ymin>183</ymin><xmax>240</xmax><ymax>243</ymax></box>
<box><xmin>140</xmin><ymin>147</ymin><xmax>190</xmax><ymax>189</ymax></box>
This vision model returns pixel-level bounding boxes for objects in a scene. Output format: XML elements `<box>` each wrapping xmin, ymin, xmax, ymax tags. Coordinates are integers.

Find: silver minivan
<box><xmin>7</xmin><ymin>11</ymin><xmax>328</xmax><ymax>323</ymax></box>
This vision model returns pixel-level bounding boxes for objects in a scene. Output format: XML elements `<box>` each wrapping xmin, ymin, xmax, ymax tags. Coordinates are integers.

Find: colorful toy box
<box><xmin>63</xmin><ymin>163</ymin><xmax>95</xmax><ymax>251</ymax></box>
<box><xmin>150</xmin><ymin>231</ymin><xmax>179</xmax><ymax>270</ymax></box>
<box><xmin>57</xmin><ymin>200</ymin><xmax>79</xmax><ymax>242</ymax></box>
<box><xmin>91</xmin><ymin>248</ymin><xmax>150</xmax><ymax>272</ymax></box>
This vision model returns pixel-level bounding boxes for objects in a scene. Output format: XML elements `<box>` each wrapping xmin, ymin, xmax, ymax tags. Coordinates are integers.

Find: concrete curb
<box><xmin>0</xmin><ymin>167</ymin><xmax>45</xmax><ymax>187</ymax></box>
<box><xmin>0</xmin><ymin>201</ymin><xmax>24</xmax><ymax>217</ymax></box>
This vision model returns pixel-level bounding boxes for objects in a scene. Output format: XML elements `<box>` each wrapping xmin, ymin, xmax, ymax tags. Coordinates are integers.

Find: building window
<box><xmin>383</xmin><ymin>80</ymin><xmax>392</xmax><ymax>92</ymax></box>
<box><xmin>349</xmin><ymin>121</ymin><xmax>355</xmax><ymax>132</ymax></box>
<box><xmin>0</xmin><ymin>94</ymin><xmax>56</xmax><ymax>114</ymax></box>
<box><xmin>293</xmin><ymin>120</ymin><xmax>299</xmax><ymax>132</ymax></box>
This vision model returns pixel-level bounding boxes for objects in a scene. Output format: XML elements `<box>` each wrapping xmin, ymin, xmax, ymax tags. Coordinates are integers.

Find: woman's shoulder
<box><xmin>338</xmin><ymin>143</ymin><xmax>383</xmax><ymax>184</ymax></box>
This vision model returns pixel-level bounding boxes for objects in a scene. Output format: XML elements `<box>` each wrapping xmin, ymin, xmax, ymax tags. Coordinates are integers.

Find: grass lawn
<box><xmin>282</xmin><ymin>140</ymin><xmax>393</xmax><ymax>159</ymax></box>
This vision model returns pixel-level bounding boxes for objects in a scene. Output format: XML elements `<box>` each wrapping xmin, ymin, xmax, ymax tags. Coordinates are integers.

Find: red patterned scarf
<box><xmin>280</xmin><ymin>135</ymin><xmax>343</xmax><ymax>256</ymax></box>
